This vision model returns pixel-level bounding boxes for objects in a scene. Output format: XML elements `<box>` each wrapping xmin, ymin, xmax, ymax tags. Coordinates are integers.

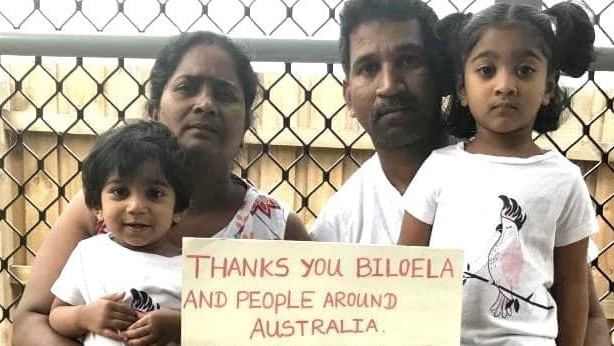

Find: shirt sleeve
<box><xmin>587</xmin><ymin>239</ymin><xmax>600</xmax><ymax>263</ymax></box>
<box><xmin>403</xmin><ymin>154</ymin><xmax>440</xmax><ymax>225</ymax></box>
<box><xmin>50</xmin><ymin>243</ymin><xmax>86</xmax><ymax>306</ymax></box>
<box><xmin>555</xmin><ymin>171</ymin><xmax>598</xmax><ymax>247</ymax></box>
<box><xmin>310</xmin><ymin>199</ymin><xmax>345</xmax><ymax>242</ymax></box>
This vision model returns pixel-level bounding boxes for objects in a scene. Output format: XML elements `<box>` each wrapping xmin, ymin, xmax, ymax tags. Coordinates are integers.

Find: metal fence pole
<box><xmin>494</xmin><ymin>0</ymin><xmax>541</xmax><ymax>7</ymax></box>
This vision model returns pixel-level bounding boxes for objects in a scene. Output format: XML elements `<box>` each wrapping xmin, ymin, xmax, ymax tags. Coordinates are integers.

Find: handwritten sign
<box><xmin>182</xmin><ymin>238</ymin><xmax>463</xmax><ymax>346</ymax></box>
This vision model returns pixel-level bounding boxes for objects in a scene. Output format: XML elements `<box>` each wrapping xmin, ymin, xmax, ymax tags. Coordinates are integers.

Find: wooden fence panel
<box><xmin>2</xmin><ymin>59</ymin><xmax>614</xmax><ymax>323</ymax></box>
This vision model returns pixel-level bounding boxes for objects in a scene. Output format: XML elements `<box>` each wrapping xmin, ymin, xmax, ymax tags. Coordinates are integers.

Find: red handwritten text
<box><xmin>356</xmin><ymin>257</ymin><xmax>454</xmax><ymax>278</ymax></box>
<box><xmin>183</xmin><ymin>290</ymin><xmax>227</xmax><ymax>309</ymax></box>
<box><xmin>322</xmin><ymin>291</ymin><xmax>397</xmax><ymax>309</ymax></box>
<box><xmin>300</xmin><ymin>258</ymin><xmax>344</xmax><ymax>277</ymax></box>
<box><xmin>236</xmin><ymin>290</ymin><xmax>315</xmax><ymax>314</ymax></box>
<box><xmin>250</xmin><ymin>318</ymin><xmax>378</xmax><ymax>339</ymax></box>
<box><xmin>185</xmin><ymin>254</ymin><xmax>289</xmax><ymax>278</ymax></box>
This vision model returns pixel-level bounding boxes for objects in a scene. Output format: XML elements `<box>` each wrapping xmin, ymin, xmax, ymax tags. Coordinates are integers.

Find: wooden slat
<box><xmin>8</xmin><ymin>264</ymin><xmax>31</xmax><ymax>285</ymax></box>
<box><xmin>601</xmin><ymin>299</ymin><xmax>614</xmax><ymax>320</ymax></box>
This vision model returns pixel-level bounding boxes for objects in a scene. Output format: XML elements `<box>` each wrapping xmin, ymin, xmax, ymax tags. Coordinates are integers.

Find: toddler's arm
<box><xmin>49</xmin><ymin>292</ymin><xmax>137</xmax><ymax>342</ymax></box>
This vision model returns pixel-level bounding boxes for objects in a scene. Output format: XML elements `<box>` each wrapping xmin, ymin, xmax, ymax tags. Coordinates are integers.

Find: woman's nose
<box><xmin>193</xmin><ymin>87</ymin><xmax>218</xmax><ymax>117</ymax></box>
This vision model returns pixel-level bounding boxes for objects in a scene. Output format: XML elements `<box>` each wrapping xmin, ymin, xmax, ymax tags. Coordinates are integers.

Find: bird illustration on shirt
<box><xmin>488</xmin><ymin>195</ymin><xmax>527</xmax><ymax>318</ymax></box>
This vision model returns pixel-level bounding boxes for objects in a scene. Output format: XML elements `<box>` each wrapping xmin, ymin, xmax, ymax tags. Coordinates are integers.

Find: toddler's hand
<box><xmin>123</xmin><ymin>309</ymin><xmax>179</xmax><ymax>346</ymax></box>
<box><xmin>79</xmin><ymin>291</ymin><xmax>138</xmax><ymax>341</ymax></box>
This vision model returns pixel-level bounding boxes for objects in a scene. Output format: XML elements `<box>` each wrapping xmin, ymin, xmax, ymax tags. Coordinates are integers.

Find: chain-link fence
<box><xmin>1</xmin><ymin>0</ymin><xmax>614</xmax><ymax>344</ymax></box>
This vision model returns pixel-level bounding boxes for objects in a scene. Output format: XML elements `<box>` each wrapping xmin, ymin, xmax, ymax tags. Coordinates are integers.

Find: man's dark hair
<box><xmin>339</xmin><ymin>0</ymin><xmax>442</xmax><ymax>80</ymax></box>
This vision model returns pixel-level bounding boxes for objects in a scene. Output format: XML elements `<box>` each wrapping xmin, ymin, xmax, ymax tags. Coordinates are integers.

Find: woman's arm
<box><xmin>13</xmin><ymin>191</ymin><xmax>98</xmax><ymax>346</ymax></box>
<box><xmin>553</xmin><ymin>237</ymin><xmax>589</xmax><ymax>346</ymax></box>
<box><xmin>398</xmin><ymin>212</ymin><xmax>432</xmax><ymax>246</ymax></box>
<box><xmin>585</xmin><ymin>270</ymin><xmax>610</xmax><ymax>346</ymax></box>
<box><xmin>284</xmin><ymin>212</ymin><xmax>311</xmax><ymax>241</ymax></box>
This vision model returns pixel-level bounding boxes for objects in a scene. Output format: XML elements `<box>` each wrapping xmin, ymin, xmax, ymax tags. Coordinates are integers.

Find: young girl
<box><xmin>398</xmin><ymin>3</ymin><xmax>596</xmax><ymax>345</ymax></box>
<box><xmin>49</xmin><ymin>120</ymin><xmax>192</xmax><ymax>345</ymax></box>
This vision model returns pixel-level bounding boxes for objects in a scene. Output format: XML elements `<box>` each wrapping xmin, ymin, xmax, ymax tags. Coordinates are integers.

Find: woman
<box><xmin>13</xmin><ymin>31</ymin><xmax>311</xmax><ymax>346</ymax></box>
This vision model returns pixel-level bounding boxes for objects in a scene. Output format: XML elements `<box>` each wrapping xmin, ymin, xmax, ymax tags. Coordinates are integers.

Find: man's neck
<box><xmin>376</xmin><ymin>146</ymin><xmax>432</xmax><ymax>195</ymax></box>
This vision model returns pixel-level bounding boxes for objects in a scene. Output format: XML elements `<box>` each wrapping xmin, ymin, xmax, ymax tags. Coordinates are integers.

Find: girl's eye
<box><xmin>110</xmin><ymin>187</ymin><xmax>129</xmax><ymax>199</ymax></box>
<box><xmin>477</xmin><ymin>65</ymin><xmax>495</xmax><ymax>77</ymax></box>
<box><xmin>517</xmin><ymin>65</ymin><xmax>535</xmax><ymax>76</ymax></box>
<box><xmin>147</xmin><ymin>187</ymin><xmax>164</xmax><ymax>200</ymax></box>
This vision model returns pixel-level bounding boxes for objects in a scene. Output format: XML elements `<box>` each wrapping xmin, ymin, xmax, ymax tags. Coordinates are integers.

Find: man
<box><xmin>311</xmin><ymin>0</ymin><xmax>610</xmax><ymax>344</ymax></box>
<box><xmin>312</xmin><ymin>0</ymin><xmax>447</xmax><ymax>244</ymax></box>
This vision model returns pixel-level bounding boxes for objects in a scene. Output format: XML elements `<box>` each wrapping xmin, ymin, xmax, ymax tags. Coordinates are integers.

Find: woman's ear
<box><xmin>147</xmin><ymin>105</ymin><xmax>160</xmax><ymax>121</ymax></box>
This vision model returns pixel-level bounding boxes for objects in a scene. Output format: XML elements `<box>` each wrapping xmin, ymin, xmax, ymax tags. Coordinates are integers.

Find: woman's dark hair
<box><xmin>435</xmin><ymin>2</ymin><xmax>595</xmax><ymax>138</ymax></box>
<box><xmin>82</xmin><ymin>120</ymin><xmax>193</xmax><ymax>213</ymax></box>
<box><xmin>146</xmin><ymin>31</ymin><xmax>259</xmax><ymax>131</ymax></box>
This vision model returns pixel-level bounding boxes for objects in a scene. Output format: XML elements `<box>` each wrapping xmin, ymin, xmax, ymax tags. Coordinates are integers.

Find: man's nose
<box><xmin>376</xmin><ymin>64</ymin><xmax>406</xmax><ymax>97</ymax></box>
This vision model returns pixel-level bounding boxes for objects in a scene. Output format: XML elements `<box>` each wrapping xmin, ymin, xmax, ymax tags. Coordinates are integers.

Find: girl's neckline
<box><xmin>457</xmin><ymin>142</ymin><xmax>556</xmax><ymax>164</ymax></box>
<box><xmin>462</xmin><ymin>140</ymin><xmax>548</xmax><ymax>158</ymax></box>
<box><xmin>107</xmin><ymin>233</ymin><xmax>181</xmax><ymax>258</ymax></box>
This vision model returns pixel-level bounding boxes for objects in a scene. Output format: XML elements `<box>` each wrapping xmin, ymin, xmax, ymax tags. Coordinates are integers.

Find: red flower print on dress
<box><xmin>234</xmin><ymin>214</ymin><xmax>246</xmax><ymax>230</ymax></box>
<box><xmin>250</xmin><ymin>196</ymin><xmax>281</xmax><ymax>218</ymax></box>
<box><xmin>241</xmin><ymin>231</ymin><xmax>255</xmax><ymax>239</ymax></box>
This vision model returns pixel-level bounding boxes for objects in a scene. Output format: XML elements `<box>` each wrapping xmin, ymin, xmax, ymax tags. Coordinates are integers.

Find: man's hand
<box><xmin>123</xmin><ymin>309</ymin><xmax>180</xmax><ymax>346</ymax></box>
<box><xmin>79</xmin><ymin>292</ymin><xmax>137</xmax><ymax>341</ymax></box>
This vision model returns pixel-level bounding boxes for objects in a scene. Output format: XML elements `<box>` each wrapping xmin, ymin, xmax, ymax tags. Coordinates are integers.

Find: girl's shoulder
<box><xmin>422</xmin><ymin>143</ymin><xmax>465</xmax><ymax>166</ymax></box>
<box><xmin>535</xmin><ymin>150</ymin><xmax>583</xmax><ymax>176</ymax></box>
<box><xmin>433</xmin><ymin>142</ymin><xmax>464</xmax><ymax>155</ymax></box>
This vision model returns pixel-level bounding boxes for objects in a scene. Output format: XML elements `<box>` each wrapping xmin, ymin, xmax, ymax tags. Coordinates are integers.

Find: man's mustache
<box><xmin>372</xmin><ymin>93</ymin><xmax>419</xmax><ymax>119</ymax></box>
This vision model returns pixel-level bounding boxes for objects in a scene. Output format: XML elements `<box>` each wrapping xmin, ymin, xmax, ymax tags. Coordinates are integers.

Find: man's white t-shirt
<box><xmin>311</xmin><ymin>154</ymin><xmax>405</xmax><ymax>244</ymax></box>
<box><xmin>311</xmin><ymin>151</ymin><xmax>600</xmax><ymax>255</ymax></box>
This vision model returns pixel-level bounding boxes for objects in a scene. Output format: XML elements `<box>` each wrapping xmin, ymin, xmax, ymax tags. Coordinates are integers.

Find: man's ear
<box><xmin>542</xmin><ymin>75</ymin><xmax>556</xmax><ymax>106</ymax></box>
<box><xmin>343</xmin><ymin>79</ymin><xmax>356</xmax><ymax>118</ymax></box>
<box><xmin>456</xmin><ymin>75</ymin><xmax>468</xmax><ymax>107</ymax></box>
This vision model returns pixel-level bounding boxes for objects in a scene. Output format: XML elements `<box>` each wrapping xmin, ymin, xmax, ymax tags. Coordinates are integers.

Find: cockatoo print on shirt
<box><xmin>487</xmin><ymin>195</ymin><xmax>526</xmax><ymax>318</ymax></box>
